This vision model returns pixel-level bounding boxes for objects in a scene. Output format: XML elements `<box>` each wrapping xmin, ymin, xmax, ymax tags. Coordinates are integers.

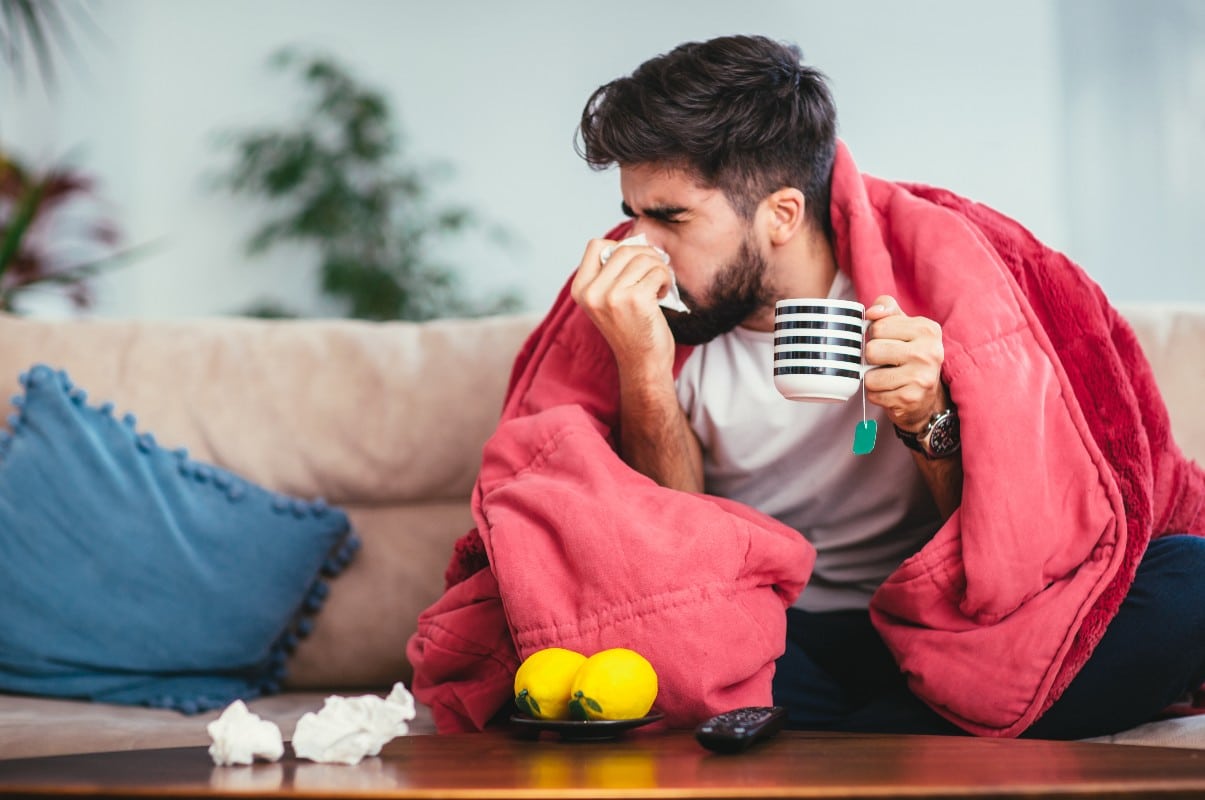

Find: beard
<box><xmin>663</xmin><ymin>235</ymin><xmax>773</xmax><ymax>346</ymax></box>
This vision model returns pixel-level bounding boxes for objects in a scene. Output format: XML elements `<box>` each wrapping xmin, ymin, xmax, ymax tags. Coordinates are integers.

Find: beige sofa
<box><xmin>0</xmin><ymin>304</ymin><xmax>1203</xmax><ymax>760</ymax></box>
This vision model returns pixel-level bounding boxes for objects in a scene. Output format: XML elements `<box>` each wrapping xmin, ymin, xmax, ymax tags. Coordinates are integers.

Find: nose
<box><xmin>625</xmin><ymin>217</ymin><xmax>661</xmax><ymax>249</ymax></box>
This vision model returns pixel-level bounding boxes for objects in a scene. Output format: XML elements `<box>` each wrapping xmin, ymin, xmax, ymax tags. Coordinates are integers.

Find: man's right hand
<box><xmin>570</xmin><ymin>237</ymin><xmax>704</xmax><ymax>493</ymax></box>
<box><xmin>570</xmin><ymin>238</ymin><xmax>677</xmax><ymax>383</ymax></box>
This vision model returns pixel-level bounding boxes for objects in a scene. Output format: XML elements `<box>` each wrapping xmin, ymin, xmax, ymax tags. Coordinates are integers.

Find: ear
<box><xmin>762</xmin><ymin>187</ymin><xmax>806</xmax><ymax>246</ymax></box>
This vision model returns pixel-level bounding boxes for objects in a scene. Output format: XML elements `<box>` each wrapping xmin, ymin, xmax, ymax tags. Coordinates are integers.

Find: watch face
<box><xmin>925</xmin><ymin>413</ymin><xmax>961</xmax><ymax>457</ymax></box>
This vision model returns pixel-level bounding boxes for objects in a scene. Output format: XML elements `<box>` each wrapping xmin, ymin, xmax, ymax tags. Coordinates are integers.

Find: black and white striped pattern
<box><xmin>772</xmin><ymin>299</ymin><xmax>867</xmax><ymax>401</ymax></box>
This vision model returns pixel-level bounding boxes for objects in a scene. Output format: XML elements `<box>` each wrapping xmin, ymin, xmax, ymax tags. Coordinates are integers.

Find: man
<box><xmin>409</xmin><ymin>35</ymin><xmax>1205</xmax><ymax>738</ymax></box>
<box><xmin>570</xmin><ymin>34</ymin><xmax>961</xmax><ymax>734</ymax></box>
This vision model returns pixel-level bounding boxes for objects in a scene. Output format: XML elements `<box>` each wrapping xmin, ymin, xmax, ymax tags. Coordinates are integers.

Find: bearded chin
<box><xmin>663</xmin><ymin>302</ymin><xmax>755</xmax><ymax>346</ymax></box>
<box><xmin>664</xmin><ymin>239</ymin><xmax>771</xmax><ymax>346</ymax></box>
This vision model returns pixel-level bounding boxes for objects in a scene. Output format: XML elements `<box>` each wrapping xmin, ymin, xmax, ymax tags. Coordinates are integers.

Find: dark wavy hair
<box><xmin>577</xmin><ymin>35</ymin><xmax>837</xmax><ymax>235</ymax></box>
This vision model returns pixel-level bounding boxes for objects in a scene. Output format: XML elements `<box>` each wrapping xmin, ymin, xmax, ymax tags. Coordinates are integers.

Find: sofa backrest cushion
<box><xmin>1118</xmin><ymin>304</ymin><xmax>1205</xmax><ymax>463</ymax></box>
<box><xmin>0</xmin><ymin>313</ymin><xmax>541</xmax><ymax>505</ymax></box>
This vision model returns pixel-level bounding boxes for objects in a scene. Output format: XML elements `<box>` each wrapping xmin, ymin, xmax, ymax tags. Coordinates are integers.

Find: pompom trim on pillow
<box><xmin>0</xmin><ymin>365</ymin><xmax>361</xmax><ymax>714</ymax></box>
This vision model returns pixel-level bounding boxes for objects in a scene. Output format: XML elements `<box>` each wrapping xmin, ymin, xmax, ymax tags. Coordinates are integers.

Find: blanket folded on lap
<box><xmin>407</xmin><ymin>292</ymin><xmax>814</xmax><ymax>732</ymax></box>
<box><xmin>408</xmin><ymin>141</ymin><xmax>1205</xmax><ymax>736</ymax></box>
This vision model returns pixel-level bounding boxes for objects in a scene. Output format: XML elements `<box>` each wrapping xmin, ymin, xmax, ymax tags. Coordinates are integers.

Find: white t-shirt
<box><xmin>675</xmin><ymin>271</ymin><xmax>941</xmax><ymax>611</ymax></box>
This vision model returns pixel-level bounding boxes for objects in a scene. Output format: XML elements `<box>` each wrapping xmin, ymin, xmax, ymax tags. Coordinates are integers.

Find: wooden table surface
<box><xmin>4</xmin><ymin>729</ymin><xmax>1205</xmax><ymax>799</ymax></box>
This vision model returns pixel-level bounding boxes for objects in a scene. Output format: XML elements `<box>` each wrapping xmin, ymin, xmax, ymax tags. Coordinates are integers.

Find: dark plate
<box><xmin>509</xmin><ymin>710</ymin><xmax>665</xmax><ymax>741</ymax></box>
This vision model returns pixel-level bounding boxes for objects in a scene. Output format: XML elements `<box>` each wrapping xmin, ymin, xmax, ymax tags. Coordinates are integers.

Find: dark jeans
<box><xmin>772</xmin><ymin>535</ymin><xmax>1205</xmax><ymax>739</ymax></box>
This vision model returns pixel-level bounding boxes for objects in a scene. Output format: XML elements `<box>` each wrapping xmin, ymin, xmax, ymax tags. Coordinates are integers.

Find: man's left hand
<box><xmin>863</xmin><ymin>295</ymin><xmax>947</xmax><ymax>432</ymax></box>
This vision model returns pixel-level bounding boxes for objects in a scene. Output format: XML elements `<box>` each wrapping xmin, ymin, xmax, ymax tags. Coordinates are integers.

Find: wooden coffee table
<box><xmin>4</xmin><ymin>729</ymin><xmax>1205</xmax><ymax>798</ymax></box>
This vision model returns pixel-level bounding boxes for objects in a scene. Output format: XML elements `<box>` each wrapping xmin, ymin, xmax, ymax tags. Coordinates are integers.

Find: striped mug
<box><xmin>772</xmin><ymin>298</ymin><xmax>873</xmax><ymax>402</ymax></box>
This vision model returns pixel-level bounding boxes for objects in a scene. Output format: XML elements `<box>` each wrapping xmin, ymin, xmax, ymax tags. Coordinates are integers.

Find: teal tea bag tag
<box><xmin>852</xmin><ymin>356</ymin><xmax>877</xmax><ymax>455</ymax></box>
<box><xmin>852</xmin><ymin>418</ymin><xmax>877</xmax><ymax>455</ymax></box>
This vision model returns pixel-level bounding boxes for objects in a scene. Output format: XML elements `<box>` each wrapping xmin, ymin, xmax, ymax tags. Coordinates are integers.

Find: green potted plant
<box><xmin>1</xmin><ymin>0</ymin><xmax>128</xmax><ymax>313</ymax></box>
<box><xmin>213</xmin><ymin>48</ymin><xmax>522</xmax><ymax>321</ymax></box>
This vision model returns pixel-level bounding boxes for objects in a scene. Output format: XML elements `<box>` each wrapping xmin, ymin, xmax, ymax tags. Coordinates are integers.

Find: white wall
<box><xmin>1</xmin><ymin>0</ymin><xmax>1200</xmax><ymax>319</ymax></box>
<box><xmin>1058</xmin><ymin>0</ymin><xmax>1205</xmax><ymax>304</ymax></box>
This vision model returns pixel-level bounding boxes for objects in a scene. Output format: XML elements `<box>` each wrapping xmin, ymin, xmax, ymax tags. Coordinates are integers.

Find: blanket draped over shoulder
<box><xmin>407</xmin><ymin>141</ymin><xmax>1205</xmax><ymax>737</ymax></box>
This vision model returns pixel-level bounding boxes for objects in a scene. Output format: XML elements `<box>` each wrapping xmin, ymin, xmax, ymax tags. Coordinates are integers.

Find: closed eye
<box><xmin>621</xmin><ymin>201</ymin><xmax>688</xmax><ymax>224</ymax></box>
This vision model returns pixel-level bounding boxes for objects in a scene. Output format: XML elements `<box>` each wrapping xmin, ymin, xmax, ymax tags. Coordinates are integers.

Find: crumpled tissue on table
<box><xmin>291</xmin><ymin>682</ymin><xmax>417</xmax><ymax>766</ymax></box>
<box><xmin>207</xmin><ymin>683</ymin><xmax>417</xmax><ymax>767</ymax></box>
<box><xmin>599</xmin><ymin>233</ymin><xmax>691</xmax><ymax>313</ymax></box>
<box><xmin>207</xmin><ymin>700</ymin><xmax>285</xmax><ymax>766</ymax></box>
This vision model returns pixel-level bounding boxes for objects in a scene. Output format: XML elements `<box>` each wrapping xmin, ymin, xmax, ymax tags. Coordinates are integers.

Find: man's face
<box><xmin>618</xmin><ymin>164</ymin><xmax>774</xmax><ymax>345</ymax></box>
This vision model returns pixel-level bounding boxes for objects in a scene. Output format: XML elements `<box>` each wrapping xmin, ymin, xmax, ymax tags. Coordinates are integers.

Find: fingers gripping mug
<box><xmin>772</xmin><ymin>298</ymin><xmax>874</xmax><ymax>402</ymax></box>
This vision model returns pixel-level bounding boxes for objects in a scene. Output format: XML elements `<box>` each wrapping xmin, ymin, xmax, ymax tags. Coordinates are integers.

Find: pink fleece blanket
<box><xmin>407</xmin><ymin>142</ymin><xmax>1205</xmax><ymax>736</ymax></box>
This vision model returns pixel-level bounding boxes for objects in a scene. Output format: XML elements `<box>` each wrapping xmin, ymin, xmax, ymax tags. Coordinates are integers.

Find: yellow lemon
<box><xmin>514</xmin><ymin>647</ymin><xmax>587</xmax><ymax>720</ymax></box>
<box><xmin>567</xmin><ymin>647</ymin><xmax>658</xmax><ymax>721</ymax></box>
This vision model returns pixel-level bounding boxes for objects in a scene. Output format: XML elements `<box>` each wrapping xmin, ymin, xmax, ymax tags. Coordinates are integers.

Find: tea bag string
<box><xmin>850</xmin><ymin>312</ymin><xmax>877</xmax><ymax>456</ymax></box>
<box><xmin>861</xmin><ymin>368</ymin><xmax>868</xmax><ymax>426</ymax></box>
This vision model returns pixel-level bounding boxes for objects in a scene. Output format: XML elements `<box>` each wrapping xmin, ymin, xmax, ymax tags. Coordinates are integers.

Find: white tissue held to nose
<box><xmin>290</xmin><ymin>682</ymin><xmax>418</xmax><ymax>766</ymax></box>
<box><xmin>206</xmin><ymin>700</ymin><xmax>285</xmax><ymax>766</ymax></box>
<box><xmin>599</xmin><ymin>233</ymin><xmax>691</xmax><ymax>314</ymax></box>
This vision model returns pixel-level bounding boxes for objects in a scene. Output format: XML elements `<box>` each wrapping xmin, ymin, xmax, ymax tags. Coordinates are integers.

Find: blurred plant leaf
<box><xmin>0</xmin><ymin>0</ymin><xmax>94</xmax><ymax>90</ymax></box>
<box><xmin>212</xmin><ymin>47</ymin><xmax>522</xmax><ymax>321</ymax></box>
<box><xmin>0</xmin><ymin>152</ymin><xmax>136</xmax><ymax>312</ymax></box>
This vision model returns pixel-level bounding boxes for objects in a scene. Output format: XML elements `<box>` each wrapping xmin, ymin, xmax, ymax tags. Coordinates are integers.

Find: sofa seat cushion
<box><xmin>0</xmin><ymin>693</ymin><xmax>435</xmax><ymax>760</ymax></box>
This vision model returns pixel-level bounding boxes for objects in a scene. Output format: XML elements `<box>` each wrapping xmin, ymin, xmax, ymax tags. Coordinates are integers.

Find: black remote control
<box><xmin>694</xmin><ymin>706</ymin><xmax>787</xmax><ymax>754</ymax></box>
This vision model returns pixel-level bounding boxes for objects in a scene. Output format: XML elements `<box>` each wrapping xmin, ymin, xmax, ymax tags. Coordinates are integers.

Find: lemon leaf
<box><xmin>515</xmin><ymin>689</ymin><xmax>540</xmax><ymax>717</ymax></box>
<box><xmin>569</xmin><ymin>690</ymin><xmax>603</xmax><ymax>719</ymax></box>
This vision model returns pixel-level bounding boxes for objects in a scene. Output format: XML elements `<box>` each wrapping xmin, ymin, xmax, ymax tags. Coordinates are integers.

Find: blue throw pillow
<box><xmin>0</xmin><ymin>364</ymin><xmax>359</xmax><ymax>713</ymax></box>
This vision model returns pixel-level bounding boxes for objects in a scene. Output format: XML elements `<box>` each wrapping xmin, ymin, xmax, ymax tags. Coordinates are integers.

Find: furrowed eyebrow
<box><xmin>620</xmin><ymin>201</ymin><xmax>688</xmax><ymax>223</ymax></box>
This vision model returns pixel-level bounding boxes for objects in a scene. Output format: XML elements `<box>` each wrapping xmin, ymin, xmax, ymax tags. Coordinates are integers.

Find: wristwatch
<box><xmin>894</xmin><ymin>406</ymin><xmax>961</xmax><ymax>459</ymax></box>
